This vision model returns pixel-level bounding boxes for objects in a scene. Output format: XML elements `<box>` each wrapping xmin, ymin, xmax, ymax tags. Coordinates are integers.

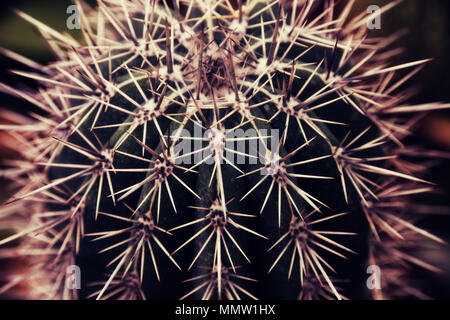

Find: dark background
<box><xmin>0</xmin><ymin>0</ymin><xmax>449</xmax><ymax>298</ymax></box>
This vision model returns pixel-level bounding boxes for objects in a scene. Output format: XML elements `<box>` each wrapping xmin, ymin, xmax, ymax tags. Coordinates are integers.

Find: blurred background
<box><xmin>0</xmin><ymin>0</ymin><xmax>449</xmax><ymax>298</ymax></box>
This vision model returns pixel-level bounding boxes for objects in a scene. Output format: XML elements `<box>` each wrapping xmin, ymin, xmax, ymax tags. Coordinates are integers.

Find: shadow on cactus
<box><xmin>0</xmin><ymin>0</ymin><xmax>449</xmax><ymax>300</ymax></box>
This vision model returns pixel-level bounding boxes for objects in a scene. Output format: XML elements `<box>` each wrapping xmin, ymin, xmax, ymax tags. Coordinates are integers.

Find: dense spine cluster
<box><xmin>0</xmin><ymin>0</ymin><xmax>448</xmax><ymax>300</ymax></box>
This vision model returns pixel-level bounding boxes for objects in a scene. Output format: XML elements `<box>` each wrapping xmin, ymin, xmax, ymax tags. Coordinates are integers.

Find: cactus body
<box><xmin>0</xmin><ymin>0</ymin><xmax>449</xmax><ymax>300</ymax></box>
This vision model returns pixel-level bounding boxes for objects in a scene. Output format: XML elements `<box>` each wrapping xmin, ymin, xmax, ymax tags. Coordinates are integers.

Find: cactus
<box><xmin>0</xmin><ymin>0</ymin><xmax>449</xmax><ymax>300</ymax></box>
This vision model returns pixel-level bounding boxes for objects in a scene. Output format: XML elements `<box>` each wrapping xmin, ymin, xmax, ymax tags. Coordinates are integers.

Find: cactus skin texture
<box><xmin>0</xmin><ymin>0</ymin><xmax>449</xmax><ymax>300</ymax></box>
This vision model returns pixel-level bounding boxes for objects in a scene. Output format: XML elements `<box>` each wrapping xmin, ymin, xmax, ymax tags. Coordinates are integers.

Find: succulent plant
<box><xmin>0</xmin><ymin>0</ymin><xmax>449</xmax><ymax>300</ymax></box>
